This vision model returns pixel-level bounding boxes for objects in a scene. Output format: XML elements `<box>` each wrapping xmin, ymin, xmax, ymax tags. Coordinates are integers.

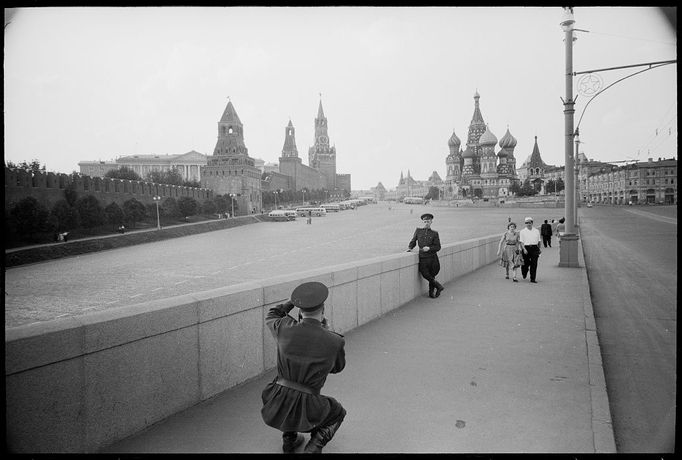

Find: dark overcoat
<box><xmin>261</xmin><ymin>302</ymin><xmax>345</xmax><ymax>432</ymax></box>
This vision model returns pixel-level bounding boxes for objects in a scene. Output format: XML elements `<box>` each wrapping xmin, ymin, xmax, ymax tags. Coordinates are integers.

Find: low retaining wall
<box><xmin>5</xmin><ymin>234</ymin><xmax>499</xmax><ymax>453</ymax></box>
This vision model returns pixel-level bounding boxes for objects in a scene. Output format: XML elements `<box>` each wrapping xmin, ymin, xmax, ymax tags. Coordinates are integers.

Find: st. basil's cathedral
<box><xmin>444</xmin><ymin>91</ymin><xmax>520</xmax><ymax>200</ymax></box>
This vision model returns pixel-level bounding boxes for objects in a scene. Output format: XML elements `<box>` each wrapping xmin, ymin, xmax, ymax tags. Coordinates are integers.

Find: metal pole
<box><xmin>564</xmin><ymin>14</ymin><xmax>576</xmax><ymax>234</ymax></box>
<box><xmin>156</xmin><ymin>202</ymin><xmax>160</xmax><ymax>230</ymax></box>
<box><xmin>231</xmin><ymin>196</ymin><xmax>235</xmax><ymax>218</ymax></box>
<box><xmin>559</xmin><ymin>7</ymin><xmax>580</xmax><ymax>268</ymax></box>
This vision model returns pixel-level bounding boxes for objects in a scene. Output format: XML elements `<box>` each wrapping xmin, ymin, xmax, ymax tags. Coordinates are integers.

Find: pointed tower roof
<box><xmin>219</xmin><ymin>100</ymin><xmax>242</xmax><ymax>126</ymax></box>
<box><xmin>428</xmin><ymin>171</ymin><xmax>442</xmax><ymax>182</ymax></box>
<box><xmin>287</xmin><ymin>119</ymin><xmax>294</xmax><ymax>128</ymax></box>
<box><xmin>528</xmin><ymin>136</ymin><xmax>546</xmax><ymax>168</ymax></box>
<box><xmin>399</xmin><ymin>171</ymin><xmax>405</xmax><ymax>185</ymax></box>
<box><xmin>317</xmin><ymin>99</ymin><xmax>325</xmax><ymax>119</ymax></box>
<box><xmin>471</xmin><ymin>91</ymin><xmax>484</xmax><ymax>125</ymax></box>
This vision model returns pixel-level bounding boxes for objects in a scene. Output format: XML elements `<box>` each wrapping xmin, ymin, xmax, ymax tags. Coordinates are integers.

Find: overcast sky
<box><xmin>4</xmin><ymin>6</ymin><xmax>676</xmax><ymax>190</ymax></box>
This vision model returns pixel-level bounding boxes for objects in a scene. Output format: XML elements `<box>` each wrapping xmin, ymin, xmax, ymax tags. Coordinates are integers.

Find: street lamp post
<box><xmin>302</xmin><ymin>188</ymin><xmax>306</xmax><ymax>205</ymax></box>
<box><xmin>559</xmin><ymin>7</ymin><xmax>580</xmax><ymax>267</ymax></box>
<box><xmin>229</xmin><ymin>193</ymin><xmax>236</xmax><ymax>218</ymax></box>
<box><xmin>274</xmin><ymin>190</ymin><xmax>279</xmax><ymax>210</ymax></box>
<box><xmin>153</xmin><ymin>195</ymin><xmax>161</xmax><ymax>230</ymax></box>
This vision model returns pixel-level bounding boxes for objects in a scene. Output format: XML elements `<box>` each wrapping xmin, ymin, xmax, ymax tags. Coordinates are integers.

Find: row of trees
<box><xmin>105</xmin><ymin>166</ymin><xmax>201</xmax><ymax>188</ymax></box>
<box><xmin>261</xmin><ymin>187</ymin><xmax>350</xmax><ymax>207</ymax></box>
<box><xmin>5</xmin><ymin>191</ymin><xmax>242</xmax><ymax>245</ymax></box>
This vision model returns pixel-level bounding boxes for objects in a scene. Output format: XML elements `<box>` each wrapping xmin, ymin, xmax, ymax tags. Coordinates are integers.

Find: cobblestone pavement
<box><xmin>5</xmin><ymin>204</ymin><xmax>566</xmax><ymax>328</ymax></box>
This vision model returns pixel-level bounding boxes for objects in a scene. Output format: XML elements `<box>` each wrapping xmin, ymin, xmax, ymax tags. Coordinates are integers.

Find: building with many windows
<box><xmin>582</xmin><ymin>157</ymin><xmax>677</xmax><ymax>205</ymax></box>
<box><xmin>79</xmin><ymin>151</ymin><xmax>207</xmax><ymax>182</ymax></box>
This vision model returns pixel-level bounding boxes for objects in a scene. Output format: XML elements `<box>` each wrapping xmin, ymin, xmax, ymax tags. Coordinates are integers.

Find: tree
<box><xmin>425</xmin><ymin>186</ymin><xmax>440</xmax><ymax>200</ymax></box>
<box><xmin>201</xmin><ymin>199</ymin><xmax>217</xmax><ymax>215</ymax></box>
<box><xmin>214</xmin><ymin>195</ymin><xmax>229</xmax><ymax>214</ymax></box>
<box><xmin>517</xmin><ymin>179</ymin><xmax>538</xmax><ymax>197</ymax></box>
<box><xmin>145</xmin><ymin>167</ymin><xmax>184</xmax><ymax>186</ymax></box>
<box><xmin>161</xmin><ymin>197</ymin><xmax>180</xmax><ymax>218</ymax></box>
<box><xmin>104</xmin><ymin>202</ymin><xmax>125</xmax><ymax>230</ymax></box>
<box><xmin>76</xmin><ymin>195</ymin><xmax>105</xmax><ymax>228</ymax></box>
<box><xmin>177</xmin><ymin>196</ymin><xmax>199</xmax><ymax>217</ymax></box>
<box><xmin>509</xmin><ymin>180</ymin><xmax>521</xmax><ymax>196</ymax></box>
<box><xmin>6</xmin><ymin>159</ymin><xmax>46</xmax><ymax>173</ymax></box>
<box><xmin>105</xmin><ymin>166</ymin><xmax>142</xmax><ymax>181</ymax></box>
<box><xmin>122</xmin><ymin>198</ymin><xmax>147</xmax><ymax>228</ymax></box>
<box><xmin>50</xmin><ymin>199</ymin><xmax>80</xmax><ymax>232</ymax></box>
<box><xmin>182</xmin><ymin>179</ymin><xmax>201</xmax><ymax>188</ymax></box>
<box><xmin>555</xmin><ymin>178</ymin><xmax>565</xmax><ymax>194</ymax></box>
<box><xmin>10</xmin><ymin>196</ymin><xmax>50</xmax><ymax>239</ymax></box>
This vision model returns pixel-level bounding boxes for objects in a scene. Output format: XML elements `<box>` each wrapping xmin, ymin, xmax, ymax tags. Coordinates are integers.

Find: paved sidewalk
<box><xmin>104</xmin><ymin>240</ymin><xmax>616</xmax><ymax>454</ymax></box>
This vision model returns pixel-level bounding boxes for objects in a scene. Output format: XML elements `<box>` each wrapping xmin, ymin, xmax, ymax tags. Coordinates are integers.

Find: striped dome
<box><xmin>499</xmin><ymin>127</ymin><xmax>518</xmax><ymax>149</ymax></box>
<box><xmin>448</xmin><ymin>130</ymin><xmax>461</xmax><ymax>148</ymax></box>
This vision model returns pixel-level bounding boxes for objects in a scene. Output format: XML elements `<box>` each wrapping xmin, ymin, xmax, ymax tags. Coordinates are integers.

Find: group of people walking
<box><xmin>496</xmin><ymin>216</ymin><xmax>565</xmax><ymax>283</ymax></box>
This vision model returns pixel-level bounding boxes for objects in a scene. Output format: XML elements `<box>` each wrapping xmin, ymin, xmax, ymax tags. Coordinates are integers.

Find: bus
<box><xmin>403</xmin><ymin>196</ymin><xmax>425</xmax><ymax>204</ymax></box>
<box><xmin>358</xmin><ymin>196</ymin><xmax>377</xmax><ymax>204</ymax></box>
<box><xmin>268</xmin><ymin>210</ymin><xmax>296</xmax><ymax>221</ymax></box>
<box><xmin>295</xmin><ymin>207</ymin><xmax>327</xmax><ymax>217</ymax></box>
<box><xmin>321</xmin><ymin>204</ymin><xmax>341</xmax><ymax>212</ymax></box>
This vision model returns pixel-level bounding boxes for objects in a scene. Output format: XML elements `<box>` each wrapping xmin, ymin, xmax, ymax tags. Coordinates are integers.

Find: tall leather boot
<box><xmin>434</xmin><ymin>281</ymin><xmax>444</xmax><ymax>298</ymax></box>
<box><xmin>282</xmin><ymin>431</ymin><xmax>305</xmax><ymax>453</ymax></box>
<box><xmin>303</xmin><ymin>419</ymin><xmax>344</xmax><ymax>454</ymax></box>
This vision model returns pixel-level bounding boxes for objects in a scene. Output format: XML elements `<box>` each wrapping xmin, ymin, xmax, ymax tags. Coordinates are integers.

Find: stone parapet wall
<box><xmin>5</xmin><ymin>234</ymin><xmax>499</xmax><ymax>453</ymax></box>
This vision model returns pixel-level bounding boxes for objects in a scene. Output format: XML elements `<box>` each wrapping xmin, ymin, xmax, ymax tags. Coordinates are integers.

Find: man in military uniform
<box><xmin>407</xmin><ymin>212</ymin><xmax>445</xmax><ymax>298</ymax></box>
<box><xmin>261</xmin><ymin>281</ymin><xmax>347</xmax><ymax>453</ymax></box>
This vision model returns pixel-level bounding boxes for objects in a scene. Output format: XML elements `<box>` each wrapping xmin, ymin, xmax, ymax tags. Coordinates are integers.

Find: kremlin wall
<box><xmin>4</xmin><ymin>168</ymin><xmax>213</xmax><ymax>211</ymax></box>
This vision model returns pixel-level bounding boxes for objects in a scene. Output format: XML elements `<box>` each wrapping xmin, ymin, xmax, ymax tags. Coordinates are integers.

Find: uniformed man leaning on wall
<box><xmin>261</xmin><ymin>281</ymin><xmax>347</xmax><ymax>454</ymax></box>
<box><xmin>407</xmin><ymin>213</ymin><xmax>445</xmax><ymax>298</ymax></box>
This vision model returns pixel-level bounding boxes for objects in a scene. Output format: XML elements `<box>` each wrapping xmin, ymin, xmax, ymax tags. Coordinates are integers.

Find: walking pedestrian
<box><xmin>496</xmin><ymin>222</ymin><xmax>524</xmax><ymax>282</ymax></box>
<box><xmin>261</xmin><ymin>281</ymin><xmax>346</xmax><ymax>453</ymax></box>
<box><xmin>519</xmin><ymin>217</ymin><xmax>542</xmax><ymax>283</ymax></box>
<box><xmin>307</xmin><ymin>209</ymin><xmax>312</xmax><ymax>224</ymax></box>
<box><xmin>551</xmin><ymin>219</ymin><xmax>559</xmax><ymax>242</ymax></box>
<box><xmin>556</xmin><ymin>217</ymin><xmax>566</xmax><ymax>235</ymax></box>
<box><xmin>540</xmin><ymin>219</ymin><xmax>552</xmax><ymax>248</ymax></box>
<box><xmin>407</xmin><ymin>212</ymin><xmax>444</xmax><ymax>298</ymax></box>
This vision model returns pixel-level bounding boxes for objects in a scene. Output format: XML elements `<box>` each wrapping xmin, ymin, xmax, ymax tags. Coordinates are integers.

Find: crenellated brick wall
<box><xmin>4</xmin><ymin>168</ymin><xmax>214</xmax><ymax>210</ymax></box>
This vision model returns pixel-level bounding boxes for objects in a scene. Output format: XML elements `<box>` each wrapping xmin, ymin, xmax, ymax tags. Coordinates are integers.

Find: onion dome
<box><xmin>448</xmin><ymin>130</ymin><xmax>461</xmax><ymax>148</ymax></box>
<box><xmin>478</xmin><ymin>125</ymin><xmax>497</xmax><ymax>146</ymax></box>
<box><xmin>499</xmin><ymin>127</ymin><xmax>517</xmax><ymax>149</ymax></box>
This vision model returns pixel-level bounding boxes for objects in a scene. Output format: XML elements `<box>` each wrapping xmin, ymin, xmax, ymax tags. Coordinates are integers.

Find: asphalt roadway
<box><xmin>579</xmin><ymin>205</ymin><xmax>677</xmax><ymax>453</ymax></box>
<box><xmin>5</xmin><ymin>203</ymin><xmax>566</xmax><ymax>328</ymax></box>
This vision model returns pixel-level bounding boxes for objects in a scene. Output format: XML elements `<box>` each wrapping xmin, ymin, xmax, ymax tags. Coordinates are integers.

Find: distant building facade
<box><xmin>79</xmin><ymin>151</ymin><xmax>207</xmax><ymax>182</ymax></box>
<box><xmin>582</xmin><ymin>157</ymin><xmax>677</xmax><ymax>205</ymax></box>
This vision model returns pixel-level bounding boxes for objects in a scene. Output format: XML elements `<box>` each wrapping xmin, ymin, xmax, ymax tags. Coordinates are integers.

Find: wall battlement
<box><xmin>4</xmin><ymin>167</ymin><xmax>214</xmax><ymax>210</ymax></box>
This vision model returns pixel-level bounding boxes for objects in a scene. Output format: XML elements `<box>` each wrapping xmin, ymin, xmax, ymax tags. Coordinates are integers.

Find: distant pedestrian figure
<box><xmin>307</xmin><ymin>210</ymin><xmax>312</xmax><ymax>224</ymax></box>
<box><xmin>551</xmin><ymin>219</ymin><xmax>558</xmax><ymax>239</ymax></box>
<box><xmin>407</xmin><ymin>213</ymin><xmax>444</xmax><ymax>298</ymax></box>
<box><xmin>519</xmin><ymin>217</ymin><xmax>542</xmax><ymax>283</ymax></box>
<box><xmin>261</xmin><ymin>282</ymin><xmax>346</xmax><ymax>454</ymax></box>
<box><xmin>540</xmin><ymin>219</ymin><xmax>552</xmax><ymax>248</ymax></box>
<box><xmin>497</xmin><ymin>222</ymin><xmax>524</xmax><ymax>282</ymax></box>
<box><xmin>118</xmin><ymin>225</ymin><xmax>126</xmax><ymax>234</ymax></box>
